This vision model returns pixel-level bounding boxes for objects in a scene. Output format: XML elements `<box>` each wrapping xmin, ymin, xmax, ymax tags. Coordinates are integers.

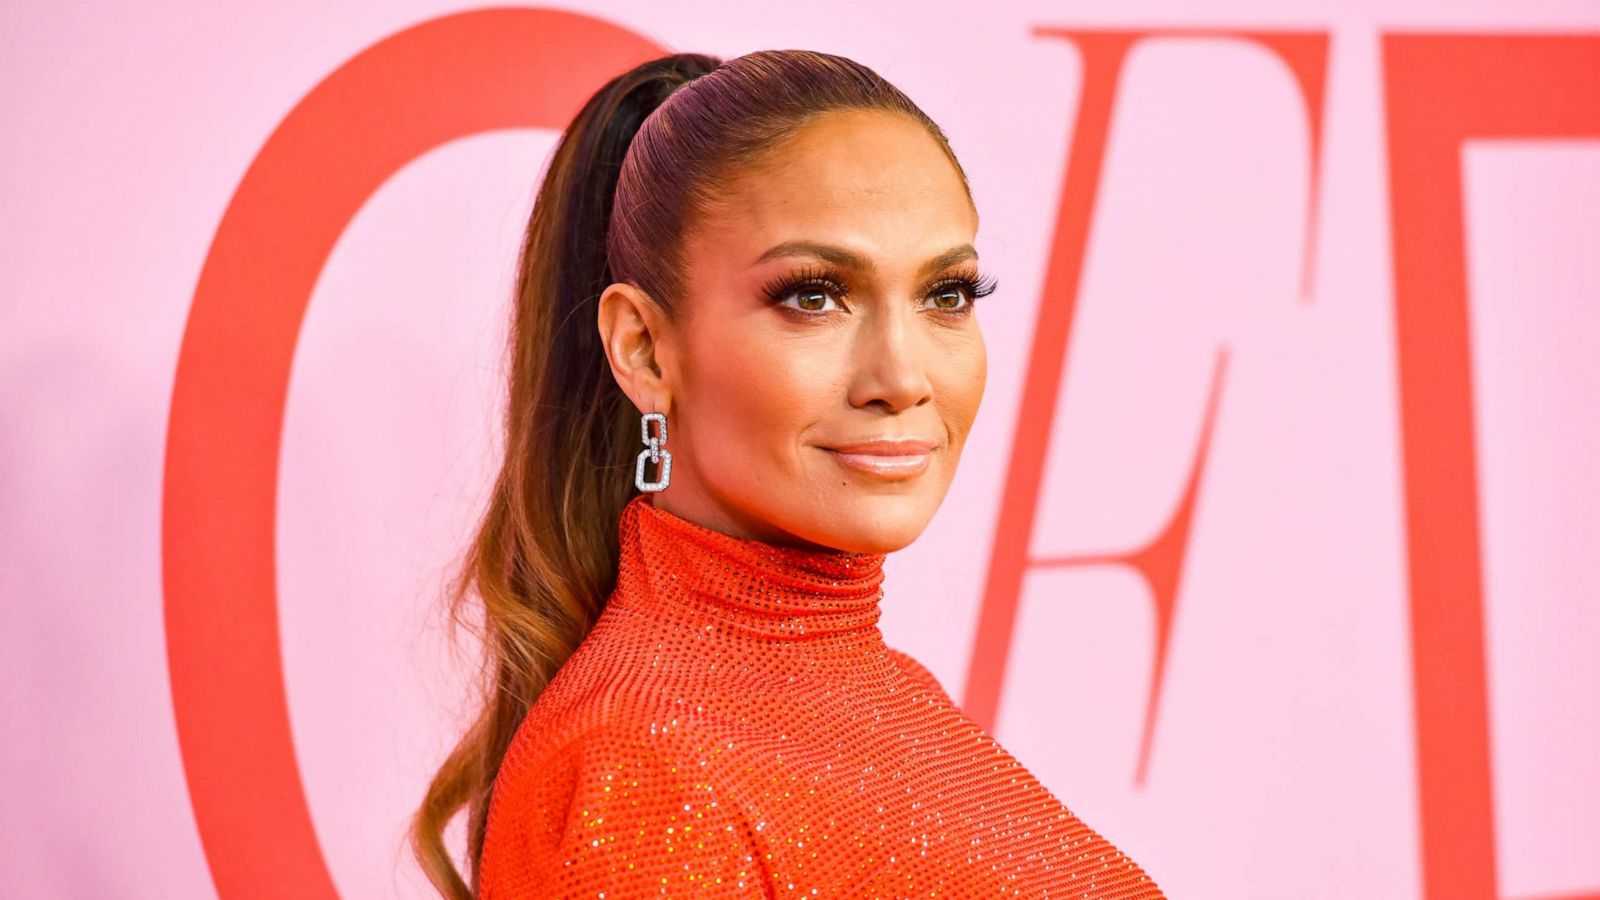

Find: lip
<box><xmin>826</xmin><ymin>437</ymin><xmax>937</xmax><ymax>455</ymax></box>
<box><xmin>820</xmin><ymin>438</ymin><xmax>937</xmax><ymax>480</ymax></box>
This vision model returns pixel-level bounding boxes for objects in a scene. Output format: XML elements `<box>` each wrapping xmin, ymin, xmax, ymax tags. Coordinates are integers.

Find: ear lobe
<box><xmin>597</xmin><ymin>281</ymin><xmax>669</xmax><ymax>413</ymax></box>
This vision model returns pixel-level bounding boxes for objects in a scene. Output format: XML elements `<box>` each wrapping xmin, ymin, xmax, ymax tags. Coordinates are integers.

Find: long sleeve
<box><xmin>485</xmin><ymin>723</ymin><xmax>769</xmax><ymax>898</ymax></box>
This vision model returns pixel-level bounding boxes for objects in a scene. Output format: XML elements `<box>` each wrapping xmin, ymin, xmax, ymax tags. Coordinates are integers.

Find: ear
<box><xmin>597</xmin><ymin>281</ymin><xmax>672</xmax><ymax>416</ymax></box>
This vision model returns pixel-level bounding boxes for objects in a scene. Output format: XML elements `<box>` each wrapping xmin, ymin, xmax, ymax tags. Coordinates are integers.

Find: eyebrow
<box><xmin>753</xmin><ymin>240</ymin><xmax>977</xmax><ymax>277</ymax></box>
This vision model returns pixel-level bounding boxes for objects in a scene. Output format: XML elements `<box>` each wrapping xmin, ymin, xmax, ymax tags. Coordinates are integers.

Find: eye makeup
<box><xmin>760</xmin><ymin>263</ymin><xmax>998</xmax><ymax>316</ymax></box>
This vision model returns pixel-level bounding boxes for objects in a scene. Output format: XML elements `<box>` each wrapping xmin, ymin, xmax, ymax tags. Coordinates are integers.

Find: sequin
<box><xmin>479</xmin><ymin>493</ymin><xmax>1166</xmax><ymax>898</ymax></box>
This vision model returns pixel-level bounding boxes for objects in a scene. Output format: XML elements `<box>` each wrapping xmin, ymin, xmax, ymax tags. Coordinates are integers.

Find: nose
<box><xmin>847</xmin><ymin>303</ymin><xmax>934</xmax><ymax>413</ymax></box>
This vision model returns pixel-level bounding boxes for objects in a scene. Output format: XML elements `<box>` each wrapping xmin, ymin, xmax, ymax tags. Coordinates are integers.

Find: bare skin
<box><xmin>597</xmin><ymin>108</ymin><xmax>989</xmax><ymax>554</ymax></box>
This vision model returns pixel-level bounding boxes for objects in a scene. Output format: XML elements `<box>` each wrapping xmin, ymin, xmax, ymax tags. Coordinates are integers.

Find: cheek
<box><xmin>683</xmin><ymin>328</ymin><xmax>839</xmax><ymax>467</ymax></box>
<box><xmin>934</xmin><ymin>330</ymin><xmax>987</xmax><ymax>439</ymax></box>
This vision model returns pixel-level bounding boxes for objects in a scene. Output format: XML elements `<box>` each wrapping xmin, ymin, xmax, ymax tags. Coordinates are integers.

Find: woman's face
<box><xmin>605</xmin><ymin>108</ymin><xmax>989</xmax><ymax>554</ymax></box>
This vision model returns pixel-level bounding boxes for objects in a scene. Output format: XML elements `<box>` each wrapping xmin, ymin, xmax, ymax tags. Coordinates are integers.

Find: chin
<box><xmin>811</xmin><ymin>489</ymin><xmax>940</xmax><ymax>554</ymax></box>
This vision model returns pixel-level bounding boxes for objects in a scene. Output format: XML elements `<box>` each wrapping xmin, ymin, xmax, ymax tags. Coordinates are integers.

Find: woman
<box><xmin>412</xmin><ymin>49</ymin><xmax>1166</xmax><ymax>899</ymax></box>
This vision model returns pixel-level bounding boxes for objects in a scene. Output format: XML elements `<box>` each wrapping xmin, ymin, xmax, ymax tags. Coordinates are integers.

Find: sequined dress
<box><xmin>479</xmin><ymin>493</ymin><xmax>1165</xmax><ymax>898</ymax></box>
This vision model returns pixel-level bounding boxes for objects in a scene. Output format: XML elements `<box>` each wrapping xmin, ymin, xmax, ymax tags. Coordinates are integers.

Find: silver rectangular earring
<box><xmin>635</xmin><ymin>411</ymin><xmax>672</xmax><ymax>492</ymax></box>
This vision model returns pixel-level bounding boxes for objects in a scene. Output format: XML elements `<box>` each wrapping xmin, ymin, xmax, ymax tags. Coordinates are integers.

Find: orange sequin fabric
<box><xmin>479</xmin><ymin>493</ymin><xmax>1166</xmax><ymax>898</ymax></box>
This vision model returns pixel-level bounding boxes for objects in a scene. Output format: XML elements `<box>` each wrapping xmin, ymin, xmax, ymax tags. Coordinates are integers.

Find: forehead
<box><xmin>689</xmin><ymin>109</ymin><xmax>977</xmax><ymax>271</ymax></box>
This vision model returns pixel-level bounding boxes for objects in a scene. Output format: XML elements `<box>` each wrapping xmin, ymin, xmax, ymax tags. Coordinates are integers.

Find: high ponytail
<box><xmin>411</xmin><ymin>48</ymin><xmax>970</xmax><ymax>898</ymax></box>
<box><xmin>407</xmin><ymin>53</ymin><xmax>720</xmax><ymax>899</ymax></box>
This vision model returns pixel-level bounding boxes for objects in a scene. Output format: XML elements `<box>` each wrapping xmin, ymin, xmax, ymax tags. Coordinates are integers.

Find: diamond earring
<box><xmin>634</xmin><ymin>411</ymin><xmax>672</xmax><ymax>492</ymax></box>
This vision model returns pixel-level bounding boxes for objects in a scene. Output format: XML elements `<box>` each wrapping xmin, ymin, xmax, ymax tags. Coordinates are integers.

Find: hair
<box><xmin>408</xmin><ymin>48</ymin><xmax>974</xmax><ymax>898</ymax></box>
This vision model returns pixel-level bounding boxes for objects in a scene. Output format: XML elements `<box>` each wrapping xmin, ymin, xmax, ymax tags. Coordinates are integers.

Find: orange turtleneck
<box><xmin>479</xmin><ymin>493</ymin><xmax>1165</xmax><ymax>898</ymax></box>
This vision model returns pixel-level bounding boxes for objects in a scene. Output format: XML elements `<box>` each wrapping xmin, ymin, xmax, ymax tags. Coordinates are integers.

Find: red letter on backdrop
<box><xmin>164</xmin><ymin>10</ymin><xmax>666</xmax><ymax>897</ymax></box>
<box><xmin>963</xmin><ymin>28</ymin><xmax>1329</xmax><ymax>787</ymax></box>
<box><xmin>1382</xmin><ymin>33</ymin><xmax>1600</xmax><ymax>900</ymax></box>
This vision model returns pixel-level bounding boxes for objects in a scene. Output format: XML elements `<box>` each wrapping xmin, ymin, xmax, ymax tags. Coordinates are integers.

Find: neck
<box><xmin>610</xmin><ymin>493</ymin><xmax>888</xmax><ymax>642</ymax></box>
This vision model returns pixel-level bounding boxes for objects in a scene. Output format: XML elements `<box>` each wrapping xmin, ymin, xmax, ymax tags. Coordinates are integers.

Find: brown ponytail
<box><xmin>409</xmin><ymin>49</ymin><xmax>972</xmax><ymax>898</ymax></box>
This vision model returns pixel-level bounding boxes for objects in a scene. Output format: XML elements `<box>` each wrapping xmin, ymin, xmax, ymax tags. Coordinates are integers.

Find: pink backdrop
<box><xmin>3</xmin><ymin>3</ymin><xmax>1597</xmax><ymax>898</ymax></box>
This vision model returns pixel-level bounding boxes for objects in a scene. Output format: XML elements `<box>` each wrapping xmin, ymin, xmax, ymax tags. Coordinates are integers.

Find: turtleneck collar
<box><xmin>609</xmin><ymin>493</ymin><xmax>887</xmax><ymax>641</ymax></box>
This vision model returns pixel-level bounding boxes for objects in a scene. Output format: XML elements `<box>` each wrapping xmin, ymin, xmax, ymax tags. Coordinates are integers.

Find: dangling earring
<box><xmin>634</xmin><ymin>410</ymin><xmax>672</xmax><ymax>492</ymax></box>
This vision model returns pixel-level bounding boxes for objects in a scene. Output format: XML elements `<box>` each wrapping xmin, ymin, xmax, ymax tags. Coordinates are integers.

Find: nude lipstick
<box><xmin>822</xmin><ymin>438</ymin><xmax>936</xmax><ymax>480</ymax></box>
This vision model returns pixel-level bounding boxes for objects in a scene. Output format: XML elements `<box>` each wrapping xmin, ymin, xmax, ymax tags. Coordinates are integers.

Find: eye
<box><xmin>761</xmin><ymin>264</ymin><xmax>850</xmax><ymax>315</ymax></box>
<box><xmin>781</xmin><ymin>283</ymin><xmax>846</xmax><ymax>313</ymax></box>
<box><xmin>921</xmin><ymin>269</ymin><xmax>999</xmax><ymax>314</ymax></box>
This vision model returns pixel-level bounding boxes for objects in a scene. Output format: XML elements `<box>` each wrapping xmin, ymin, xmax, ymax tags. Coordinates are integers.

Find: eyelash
<box><xmin>760</xmin><ymin>264</ymin><xmax>999</xmax><ymax>317</ymax></box>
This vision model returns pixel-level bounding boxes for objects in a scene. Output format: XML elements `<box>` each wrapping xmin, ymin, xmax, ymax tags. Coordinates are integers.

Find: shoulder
<box><xmin>481</xmin><ymin>693</ymin><xmax>765</xmax><ymax>896</ymax></box>
<box><xmin>516</xmin><ymin>667</ymin><xmax>743</xmax><ymax>755</ymax></box>
<box><xmin>885</xmin><ymin>646</ymin><xmax>955</xmax><ymax>706</ymax></box>
<box><xmin>490</xmin><ymin>677</ymin><xmax>750</xmax><ymax>827</ymax></box>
